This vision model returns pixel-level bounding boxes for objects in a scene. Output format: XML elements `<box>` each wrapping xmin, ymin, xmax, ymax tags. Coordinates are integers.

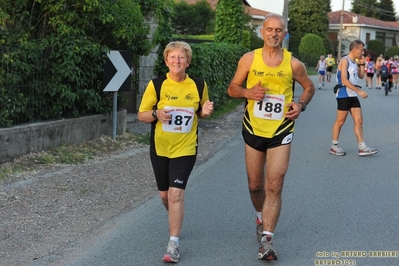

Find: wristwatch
<box><xmin>298</xmin><ymin>102</ymin><xmax>307</xmax><ymax>112</ymax></box>
<box><xmin>152</xmin><ymin>109</ymin><xmax>157</xmax><ymax>119</ymax></box>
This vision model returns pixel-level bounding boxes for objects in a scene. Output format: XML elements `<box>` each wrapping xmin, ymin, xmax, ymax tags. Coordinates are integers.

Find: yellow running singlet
<box><xmin>243</xmin><ymin>48</ymin><xmax>294</xmax><ymax>138</ymax></box>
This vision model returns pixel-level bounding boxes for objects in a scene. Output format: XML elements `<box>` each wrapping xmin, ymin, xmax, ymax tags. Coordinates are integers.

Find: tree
<box><xmin>171</xmin><ymin>0</ymin><xmax>215</xmax><ymax>35</ymax></box>
<box><xmin>299</xmin><ymin>34</ymin><xmax>325</xmax><ymax>55</ymax></box>
<box><xmin>214</xmin><ymin>0</ymin><xmax>245</xmax><ymax>44</ymax></box>
<box><xmin>0</xmin><ymin>0</ymin><xmax>174</xmax><ymax>126</ymax></box>
<box><xmin>288</xmin><ymin>0</ymin><xmax>332</xmax><ymax>56</ymax></box>
<box><xmin>351</xmin><ymin>0</ymin><xmax>378</xmax><ymax>18</ymax></box>
<box><xmin>298</xmin><ymin>33</ymin><xmax>326</xmax><ymax>68</ymax></box>
<box><xmin>377</xmin><ymin>0</ymin><xmax>397</xmax><ymax>21</ymax></box>
<box><xmin>326</xmin><ymin>0</ymin><xmax>332</xmax><ymax>12</ymax></box>
<box><xmin>385</xmin><ymin>46</ymin><xmax>399</xmax><ymax>57</ymax></box>
<box><xmin>250</xmin><ymin>31</ymin><xmax>264</xmax><ymax>50</ymax></box>
<box><xmin>351</xmin><ymin>0</ymin><xmax>397</xmax><ymax>21</ymax></box>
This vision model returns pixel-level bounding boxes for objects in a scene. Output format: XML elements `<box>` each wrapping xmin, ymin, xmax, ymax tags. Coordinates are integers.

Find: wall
<box><xmin>0</xmin><ymin>109</ymin><xmax>126</xmax><ymax>163</ymax></box>
<box><xmin>137</xmin><ymin>15</ymin><xmax>159</xmax><ymax>112</ymax></box>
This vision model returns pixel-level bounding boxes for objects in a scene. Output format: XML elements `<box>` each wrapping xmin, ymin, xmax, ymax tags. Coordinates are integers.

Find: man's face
<box><xmin>260</xmin><ymin>16</ymin><xmax>287</xmax><ymax>48</ymax></box>
<box><xmin>355</xmin><ymin>45</ymin><xmax>365</xmax><ymax>59</ymax></box>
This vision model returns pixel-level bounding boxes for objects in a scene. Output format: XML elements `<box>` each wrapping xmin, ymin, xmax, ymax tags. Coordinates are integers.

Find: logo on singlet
<box><xmin>276</xmin><ymin>70</ymin><xmax>287</xmax><ymax>77</ymax></box>
<box><xmin>281</xmin><ymin>133</ymin><xmax>293</xmax><ymax>144</ymax></box>
<box><xmin>185</xmin><ymin>93</ymin><xmax>194</xmax><ymax>100</ymax></box>
<box><xmin>252</xmin><ymin>69</ymin><xmax>264</xmax><ymax>76</ymax></box>
<box><xmin>165</xmin><ymin>94</ymin><xmax>178</xmax><ymax>100</ymax></box>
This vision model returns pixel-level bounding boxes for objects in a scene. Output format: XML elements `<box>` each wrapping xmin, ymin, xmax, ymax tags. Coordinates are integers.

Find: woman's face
<box><xmin>165</xmin><ymin>49</ymin><xmax>190</xmax><ymax>76</ymax></box>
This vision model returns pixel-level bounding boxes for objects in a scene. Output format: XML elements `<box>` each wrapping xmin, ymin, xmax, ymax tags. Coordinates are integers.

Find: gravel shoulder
<box><xmin>0</xmin><ymin>105</ymin><xmax>243</xmax><ymax>266</ymax></box>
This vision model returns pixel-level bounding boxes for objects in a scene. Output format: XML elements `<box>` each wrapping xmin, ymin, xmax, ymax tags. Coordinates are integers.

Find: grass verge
<box><xmin>0</xmin><ymin>98</ymin><xmax>244</xmax><ymax>180</ymax></box>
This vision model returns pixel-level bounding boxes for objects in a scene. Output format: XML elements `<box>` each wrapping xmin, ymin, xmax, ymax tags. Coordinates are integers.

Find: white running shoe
<box><xmin>162</xmin><ymin>240</ymin><xmax>180</xmax><ymax>263</ymax></box>
<box><xmin>330</xmin><ymin>145</ymin><xmax>346</xmax><ymax>156</ymax></box>
<box><xmin>359</xmin><ymin>146</ymin><xmax>378</xmax><ymax>156</ymax></box>
<box><xmin>258</xmin><ymin>235</ymin><xmax>278</xmax><ymax>260</ymax></box>
<box><xmin>256</xmin><ymin>218</ymin><xmax>263</xmax><ymax>242</ymax></box>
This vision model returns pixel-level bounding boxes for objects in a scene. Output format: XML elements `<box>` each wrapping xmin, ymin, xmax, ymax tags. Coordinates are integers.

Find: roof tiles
<box><xmin>329</xmin><ymin>10</ymin><xmax>399</xmax><ymax>30</ymax></box>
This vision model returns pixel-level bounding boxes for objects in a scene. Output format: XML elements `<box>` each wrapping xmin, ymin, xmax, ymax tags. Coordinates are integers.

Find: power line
<box><xmin>352</xmin><ymin>0</ymin><xmax>397</xmax><ymax>18</ymax></box>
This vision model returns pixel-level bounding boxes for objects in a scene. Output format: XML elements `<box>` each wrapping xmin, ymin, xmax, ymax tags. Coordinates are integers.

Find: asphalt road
<box><xmin>55</xmin><ymin>74</ymin><xmax>399</xmax><ymax>266</ymax></box>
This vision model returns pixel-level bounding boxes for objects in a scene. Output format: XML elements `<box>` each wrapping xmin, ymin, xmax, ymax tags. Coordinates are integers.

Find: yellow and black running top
<box><xmin>139</xmin><ymin>73</ymin><xmax>209</xmax><ymax>158</ymax></box>
<box><xmin>243</xmin><ymin>48</ymin><xmax>295</xmax><ymax>138</ymax></box>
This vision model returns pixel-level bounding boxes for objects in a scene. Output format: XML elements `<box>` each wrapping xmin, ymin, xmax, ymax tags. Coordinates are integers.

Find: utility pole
<box><xmin>282</xmin><ymin>0</ymin><xmax>289</xmax><ymax>49</ymax></box>
<box><xmin>337</xmin><ymin>0</ymin><xmax>345</xmax><ymax>60</ymax></box>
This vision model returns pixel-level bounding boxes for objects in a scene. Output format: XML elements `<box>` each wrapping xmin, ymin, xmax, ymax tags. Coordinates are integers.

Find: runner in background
<box><xmin>326</xmin><ymin>54</ymin><xmax>336</xmax><ymax>82</ymax></box>
<box><xmin>330</xmin><ymin>39</ymin><xmax>378</xmax><ymax>157</ymax></box>
<box><xmin>316</xmin><ymin>55</ymin><xmax>327</xmax><ymax>89</ymax></box>
<box><xmin>365</xmin><ymin>57</ymin><xmax>375</xmax><ymax>89</ymax></box>
<box><xmin>383</xmin><ymin>56</ymin><xmax>393</xmax><ymax>91</ymax></box>
<box><xmin>391</xmin><ymin>55</ymin><xmax>399</xmax><ymax>89</ymax></box>
<box><xmin>375</xmin><ymin>55</ymin><xmax>383</xmax><ymax>90</ymax></box>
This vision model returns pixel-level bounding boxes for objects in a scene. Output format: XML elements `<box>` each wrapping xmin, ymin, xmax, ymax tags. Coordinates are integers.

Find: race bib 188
<box><xmin>254</xmin><ymin>94</ymin><xmax>285</xmax><ymax>120</ymax></box>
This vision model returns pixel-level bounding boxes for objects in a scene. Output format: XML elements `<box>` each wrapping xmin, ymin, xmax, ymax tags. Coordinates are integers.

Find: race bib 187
<box><xmin>162</xmin><ymin>106</ymin><xmax>195</xmax><ymax>133</ymax></box>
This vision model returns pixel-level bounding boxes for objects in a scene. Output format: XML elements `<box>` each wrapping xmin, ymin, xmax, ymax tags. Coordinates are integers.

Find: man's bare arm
<box><xmin>292</xmin><ymin>58</ymin><xmax>315</xmax><ymax>105</ymax></box>
<box><xmin>227</xmin><ymin>52</ymin><xmax>268</xmax><ymax>101</ymax></box>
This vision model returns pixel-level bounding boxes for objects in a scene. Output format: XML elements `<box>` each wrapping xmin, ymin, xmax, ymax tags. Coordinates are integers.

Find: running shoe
<box><xmin>162</xmin><ymin>240</ymin><xmax>180</xmax><ymax>263</ymax></box>
<box><xmin>256</xmin><ymin>218</ymin><xmax>263</xmax><ymax>242</ymax></box>
<box><xmin>258</xmin><ymin>235</ymin><xmax>278</xmax><ymax>260</ymax></box>
<box><xmin>330</xmin><ymin>145</ymin><xmax>346</xmax><ymax>156</ymax></box>
<box><xmin>359</xmin><ymin>146</ymin><xmax>378</xmax><ymax>156</ymax></box>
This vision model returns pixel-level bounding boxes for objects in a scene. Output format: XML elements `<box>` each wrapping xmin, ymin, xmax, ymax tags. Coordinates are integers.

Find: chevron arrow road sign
<box><xmin>103</xmin><ymin>51</ymin><xmax>132</xmax><ymax>92</ymax></box>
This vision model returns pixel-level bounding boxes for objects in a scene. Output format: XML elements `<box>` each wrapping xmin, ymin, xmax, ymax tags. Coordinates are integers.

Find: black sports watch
<box><xmin>298</xmin><ymin>102</ymin><xmax>307</xmax><ymax>112</ymax></box>
<box><xmin>152</xmin><ymin>109</ymin><xmax>158</xmax><ymax>119</ymax></box>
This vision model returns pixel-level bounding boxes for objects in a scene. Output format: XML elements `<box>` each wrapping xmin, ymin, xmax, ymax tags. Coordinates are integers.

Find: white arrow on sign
<box><xmin>103</xmin><ymin>51</ymin><xmax>131</xmax><ymax>92</ymax></box>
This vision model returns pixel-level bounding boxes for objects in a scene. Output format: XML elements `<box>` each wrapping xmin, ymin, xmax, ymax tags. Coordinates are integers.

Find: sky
<box><xmin>247</xmin><ymin>0</ymin><xmax>399</xmax><ymax>14</ymax></box>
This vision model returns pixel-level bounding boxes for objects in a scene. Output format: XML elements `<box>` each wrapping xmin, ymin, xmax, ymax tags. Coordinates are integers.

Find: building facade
<box><xmin>329</xmin><ymin>10</ymin><xmax>399</xmax><ymax>56</ymax></box>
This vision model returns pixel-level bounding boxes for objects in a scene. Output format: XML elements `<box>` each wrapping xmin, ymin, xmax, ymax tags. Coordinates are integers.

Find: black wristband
<box><xmin>358</xmin><ymin>63</ymin><xmax>365</xmax><ymax>66</ymax></box>
<box><xmin>152</xmin><ymin>109</ymin><xmax>157</xmax><ymax>119</ymax></box>
<box><xmin>298</xmin><ymin>101</ymin><xmax>307</xmax><ymax>111</ymax></box>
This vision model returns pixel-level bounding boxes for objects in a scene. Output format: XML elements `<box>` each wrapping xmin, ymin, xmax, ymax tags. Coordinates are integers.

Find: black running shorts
<box><xmin>242</xmin><ymin>131</ymin><xmax>293</xmax><ymax>152</ymax></box>
<box><xmin>150</xmin><ymin>150</ymin><xmax>196</xmax><ymax>191</ymax></box>
<box><xmin>336</xmin><ymin>97</ymin><xmax>361</xmax><ymax>111</ymax></box>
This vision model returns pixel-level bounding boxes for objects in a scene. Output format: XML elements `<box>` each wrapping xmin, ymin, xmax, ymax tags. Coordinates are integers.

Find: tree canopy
<box><xmin>288</xmin><ymin>0</ymin><xmax>332</xmax><ymax>56</ymax></box>
<box><xmin>298</xmin><ymin>33</ymin><xmax>326</xmax><ymax>67</ymax></box>
<box><xmin>171</xmin><ymin>0</ymin><xmax>215</xmax><ymax>35</ymax></box>
<box><xmin>351</xmin><ymin>0</ymin><xmax>397</xmax><ymax>21</ymax></box>
<box><xmin>0</xmin><ymin>0</ymin><xmax>174</xmax><ymax>126</ymax></box>
<box><xmin>214</xmin><ymin>0</ymin><xmax>246</xmax><ymax>44</ymax></box>
<box><xmin>351</xmin><ymin>0</ymin><xmax>379</xmax><ymax>18</ymax></box>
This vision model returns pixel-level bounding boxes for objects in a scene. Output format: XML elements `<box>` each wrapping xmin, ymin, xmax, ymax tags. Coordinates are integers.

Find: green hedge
<box><xmin>385</xmin><ymin>46</ymin><xmax>399</xmax><ymax>58</ymax></box>
<box><xmin>155</xmin><ymin>42</ymin><xmax>249</xmax><ymax>107</ymax></box>
<box><xmin>0</xmin><ymin>0</ymin><xmax>174</xmax><ymax>128</ymax></box>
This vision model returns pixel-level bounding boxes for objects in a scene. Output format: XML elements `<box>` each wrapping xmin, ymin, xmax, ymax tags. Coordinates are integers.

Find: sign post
<box><xmin>103</xmin><ymin>50</ymin><xmax>132</xmax><ymax>140</ymax></box>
